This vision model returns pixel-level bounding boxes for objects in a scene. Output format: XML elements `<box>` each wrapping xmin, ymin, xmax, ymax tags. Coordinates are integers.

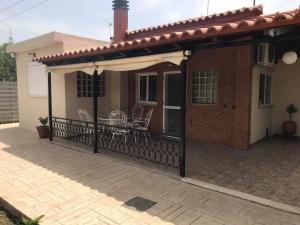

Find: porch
<box><xmin>40</xmin><ymin>23</ymin><xmax>300</xmax><ymax>211</ymax></box>
<box><xmin>186</xmin><ymin>136</ymin><xmax>300</xmax><ymax>208</ymax></box>
<box><xmin>48</xmin><ymin>53</ymin><xmax>188</xmax><ymax>172</ymax></box>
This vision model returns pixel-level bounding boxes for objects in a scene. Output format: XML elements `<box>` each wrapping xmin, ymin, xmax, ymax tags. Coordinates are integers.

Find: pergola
<box><xmin>46</xmin><ymin>50</ymin><xmax>189</xmax><ymax>176</ymax></box>
<box><xmin>36</xmin><ymin>9</ymin><xmax>300</xmax><ymax>176</ymax></box>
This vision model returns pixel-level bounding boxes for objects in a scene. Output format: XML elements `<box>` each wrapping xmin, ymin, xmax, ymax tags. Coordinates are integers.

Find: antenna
<box><xmin>8</xmin><ymin>29</ymin><xmax>13</xmax><ymax>44</ymax></box>
<box><xmin>109</xmin><ymin>23</ymin><xmax>113</xmax><ymax>42</ymax></box>
<box><xmin>206</xmin><ymin>0</ymin><xmax>210</xmax><ymax>16</ymax></box>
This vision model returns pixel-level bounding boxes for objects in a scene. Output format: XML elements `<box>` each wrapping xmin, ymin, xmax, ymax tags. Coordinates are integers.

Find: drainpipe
<box><xmin>92</xmin><ymin>69</ymin><xmax>99</xmax><ymax>153</ymax></box>
<box><xmin>180</xmin><ymin>50</ymin><xmax>191</xmax><ymax>177</ymax></box>
<box><xmin>48</xmin><ymin>72</ymin><xmax>53</xmax><ymax>141</ymax></box>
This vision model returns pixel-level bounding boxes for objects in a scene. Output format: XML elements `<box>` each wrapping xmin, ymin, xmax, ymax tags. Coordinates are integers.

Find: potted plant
<box><xmin>282</xmin><ymin>104</ymin><xmax>298</xmax><ymax>137</ymax></box>
<box><xmin>36</xmin><ymin>117</ymin><xmax>49</xmax><ymax>139</ymax></box>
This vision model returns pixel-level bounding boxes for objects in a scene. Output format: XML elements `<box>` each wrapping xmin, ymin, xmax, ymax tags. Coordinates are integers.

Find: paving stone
<box><xmin>0</xmin><ymin>125</ymin><xmax>300</xmax><ymax>225</ymax></box>
<box><xmin>186</xmin><ymin>137</ymin><xmax>300</xmax><ymax>208</ymax></box>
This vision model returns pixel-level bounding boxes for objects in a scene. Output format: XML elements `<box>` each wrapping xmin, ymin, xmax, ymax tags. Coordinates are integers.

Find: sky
<box><xmin>0</xmin><ymin>0</ymin><xmax>299</xmax><ymax>44</ymax></box>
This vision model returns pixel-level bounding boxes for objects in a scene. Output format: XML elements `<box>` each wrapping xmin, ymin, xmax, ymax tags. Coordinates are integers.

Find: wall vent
<box><xmin>123</xmin><ymin>197</ymin><xmax>156</xmax><ymax>212</ymax></box>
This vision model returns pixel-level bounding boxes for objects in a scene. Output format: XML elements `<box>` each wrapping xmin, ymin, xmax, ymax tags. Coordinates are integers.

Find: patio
<box><xmin>1</xmin><ymin>124</ymin><xmax>300</xmax><ymax>225</ymax></box>
<box><xmin>186</xmin><ymin>136</ymin><xmax>300</xmax><ymax>208</ymax></box>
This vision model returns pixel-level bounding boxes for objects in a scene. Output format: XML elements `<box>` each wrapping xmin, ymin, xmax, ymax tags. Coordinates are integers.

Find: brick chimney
<box><xmin>113</xmin><ymin>0</ymin><xmax>129</xmax><ymax>43</ymax></box>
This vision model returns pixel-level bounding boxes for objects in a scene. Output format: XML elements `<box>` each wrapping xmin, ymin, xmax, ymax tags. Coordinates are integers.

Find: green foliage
<box><xmin>22</xmin><ymin>215</ymin><xmax>44</xmax><ymax>225</ymax></box>
<box><xmin>0</xmin><ymin>43</ymin><xmax>16</xmax><ymax>82</ymax></box>
<box><xmin>286</xmin><ymin>104</ymin><xmax>297</xmax><ymax>120</ymax></box>
<box><xmin>38</xmin><ymin>117</ymin><xmax>48</xmax><ymax>126</ymax></box>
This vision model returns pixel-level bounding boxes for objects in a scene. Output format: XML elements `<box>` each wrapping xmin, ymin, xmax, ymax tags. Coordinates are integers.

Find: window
<box><xmin>192</xmin><ymin>70</ymin><xmax>217</xmax><ymax>104</ymax></box>
<box><xmin>27</xmin><ymin>62</ymin><xmax>47</xmax><ymax>97</ymax></box>
<box><xmin>137</xmin><ymin>73</ymin><xmax>157</xmax><ymax>103</ymax></box>
<box><xmin>259</xmin><ymin>73</ymin><xmax>272</xmax><ymax>106</ymax></box>
<box><xmin>77</xmin><ymin>71</ymin><xmax>105</xmax><ymax>97</ymax></box>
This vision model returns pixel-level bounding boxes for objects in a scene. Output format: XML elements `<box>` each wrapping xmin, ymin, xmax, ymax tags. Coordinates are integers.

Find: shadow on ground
<box><xmin>1</xmin><ymin>125</ymin><xmax>300</xmax><ymax>225</ymax></box>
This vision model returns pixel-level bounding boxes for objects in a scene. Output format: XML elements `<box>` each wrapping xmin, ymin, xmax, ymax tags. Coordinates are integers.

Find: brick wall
<box><xmin>128</xmin><ymin>45</ymin><xmax>253</xmax><ymax>150</ymax></box>
<box><xmin>233</xmin><ymin>46</ymin><xmax>253</xmax><ymax>150</ymax></box>
<box><xmin>187</xmin><ymin>46</ymin><xmax>253</xmax><ymax>150</ymax></box>
<box><xmin>128</xmin><ymin>62</ymin><xmax>180</xmax><ymax>133</ymax></box>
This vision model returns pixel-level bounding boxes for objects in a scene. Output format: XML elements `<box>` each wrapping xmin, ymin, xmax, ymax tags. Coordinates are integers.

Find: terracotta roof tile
<box><xmin>126</xmin><ymin>5</ymin><xmax>264</xmax><ymax>39</ymax></box>
<box><xmin>35</xmin><ymin>6</ymin><xmax>300</xmax><ymax>64</ymax></box>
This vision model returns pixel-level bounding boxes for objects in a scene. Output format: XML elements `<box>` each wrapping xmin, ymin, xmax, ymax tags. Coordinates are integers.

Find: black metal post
<box><xmin>48</xmin><ymin>72</ymin><xmax>53</xmax><ymax>141</ymax></box>
<box><xmin>180</xmin><ymin>59</ymin><xmax>188</xmax><ymax>177</ymax></box>
<box><xmin>92</xmin><ymin>69</ymin><xmax>98</xmax><ymax>153</ymax></box>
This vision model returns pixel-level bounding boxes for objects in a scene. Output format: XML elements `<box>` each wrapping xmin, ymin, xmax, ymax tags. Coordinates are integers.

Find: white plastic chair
<box><xmin>78</xmin><ymin>109</ymin><xmax>93</xmax><ymax>122</ymax></box>
<box><xmin>136</xmin><ymin>108</ymin><xmax>153</xmax><ymax>131</ymax></box>
<box><xmin>134</xmin><ymin>108</ymin><xmax>154</xmax><ymax>143</ymax></box>
<box><xmin>108</xmin><ymin>110</ymin><xmax>130</xmax><ymax>144</ymax></box>
<box><xmin>78</xmin><ymin>109</ymin><xmax>93</xmax><ymax>144</ymax></box>
<box><xmin>131</xmin><ymin>105</ymin><xmax>143</xmax><ymax>126</ymax></box>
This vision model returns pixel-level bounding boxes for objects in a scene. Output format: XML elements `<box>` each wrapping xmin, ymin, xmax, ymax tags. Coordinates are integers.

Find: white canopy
<box><xmin>46</xmin><ymin>51</ymin><xmax>185</xmax><ymax>75</ymax></box>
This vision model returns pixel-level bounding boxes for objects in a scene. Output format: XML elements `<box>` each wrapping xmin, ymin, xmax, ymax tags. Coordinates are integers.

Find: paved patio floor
<box><xmin>0</xmin><ymin>124</ymin><xmax>300</xmax><ymax>225</ymax></box>
<box><xmin>186</xmin><ymin>137</ymin><xmax>300</xmax><ymax>208</ymax></box>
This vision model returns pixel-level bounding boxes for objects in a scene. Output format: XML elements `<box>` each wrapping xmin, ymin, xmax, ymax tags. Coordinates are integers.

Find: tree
<box><xmin>0</xmin><ymin>43</ymin><xmax>16</xmax><ymax>81</ymax></box>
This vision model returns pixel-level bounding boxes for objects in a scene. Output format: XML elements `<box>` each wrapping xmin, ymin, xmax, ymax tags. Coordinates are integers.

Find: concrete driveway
<box><xmin>0</xmin><ymin>124</ymin><xmax>299</xmax><ymax>225</ymax></box>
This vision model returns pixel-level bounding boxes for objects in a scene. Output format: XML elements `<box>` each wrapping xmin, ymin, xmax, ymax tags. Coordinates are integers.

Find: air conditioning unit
<box><xmin>257</xmin><ymin>43</ymin><xmax>275</xmax><ymax>66</ymax></box>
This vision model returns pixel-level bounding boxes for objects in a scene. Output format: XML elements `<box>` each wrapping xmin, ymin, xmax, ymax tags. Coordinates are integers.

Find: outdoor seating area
<box><xmin>52</xmin><ymin>105</ymin><xmax>180</xmax><ymax>168</ymax></box>
<box><xmin>78</xmin><ymin>105</ymin><xmax>154</xmax><ymax>144</ymax></box>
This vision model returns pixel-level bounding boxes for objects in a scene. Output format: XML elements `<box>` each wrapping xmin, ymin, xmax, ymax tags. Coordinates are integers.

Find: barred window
<box><xmin>192</xmin><ymin>70</ymin><xmax>217</xmax><ymax>104</ymax></box>
<box><xmin>77</xmin><ymin>71</ymin><xmax>105</xmax><ymax>98</ymax></box>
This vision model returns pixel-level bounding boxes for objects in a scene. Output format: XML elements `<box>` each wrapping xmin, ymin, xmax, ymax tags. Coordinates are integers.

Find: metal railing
<box><xmin>52</xmin><ymin>117</ymin><xmax>180</xmax><ymax>168</ymax></box>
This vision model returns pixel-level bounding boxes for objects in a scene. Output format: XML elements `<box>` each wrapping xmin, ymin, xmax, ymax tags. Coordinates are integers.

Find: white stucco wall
<box><xmin>250</xmin><ymin>60</ymin><xmax>300</xmax><ymax>143</ymax></box>
<box><xmin>272</xmin><ymin>60</ymin><xmax>300</xmax><ymax>136</ymax></box>
<box><xmin>10</xmin><ymin>32</ymin><xmax>107</xmax><ymax>132</ymax></box>
<box><xmin>64</xmin><ymin>71</ymin><xmax>128</xmax><ymax>121</ymax></box>
<box><xmin>250</xmin><ymin>66</ymin><xmax>273</xmax><ymax>144</ymax></box>
<box><xmin>15</xmin><ymin>44</ymin><xmax>66</xmax><ymax>132</ymax></box>
<box><xmin>65</xmin><ymin>72</ymin><xmax>111</xmax><ymax>120</ymax></box>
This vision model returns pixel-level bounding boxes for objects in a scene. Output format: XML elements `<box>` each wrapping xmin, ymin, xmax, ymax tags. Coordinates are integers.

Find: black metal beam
<box><xmin>172</xmin><ymin>43</ymin><xmax>182</xmax><ymax>50</ymax></box>
<box><xmin>92</xmin><ymin>69</ymin><xmax>98</xmax><ymax>153</ymax></box>
<box><xmin>180</xmin><ymin>58</ymin><xmax>188</xmax><ymax>177</ymax></box>
<box><xmin>48</xmin><ymin>72</ymin><xmax>53</xmax><ymax>141</ymax></box>
<box><xmin>143</xmin><ymin>47</ymin><xmax>152</xmax><ymax>54</ymax></box>
<box><xmin>118</xmin><ymin>52</ymin><xmax>127</xmax><ymax>57</ymax></box>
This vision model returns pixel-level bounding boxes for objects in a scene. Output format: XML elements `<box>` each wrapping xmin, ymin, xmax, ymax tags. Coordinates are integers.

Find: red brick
<box><xmin>128</xmin><ymin>46</ymin><xmax>253</xmax><ymax>150</ymax></box>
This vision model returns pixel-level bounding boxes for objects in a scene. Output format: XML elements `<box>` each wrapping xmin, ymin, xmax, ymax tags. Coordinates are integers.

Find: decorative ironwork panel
<box><xmin>51</xmin><ymin>117</ymin><xmax>180</xmax><ymax>168</ymax></box>
<box><xmin>97</xmin><ymin>123</ymin><xmax>180</xmax><ymax>168</ymax></box>
<box><xmin>52</xmin><ymin>117</ymin><xmax>94</xmax><ymax>146</ymax></box>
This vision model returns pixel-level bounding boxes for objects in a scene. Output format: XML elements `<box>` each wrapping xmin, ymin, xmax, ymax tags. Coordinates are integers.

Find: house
<box><xmin>6</xmin><ymin>32</ymin><xmax>107</xmax><ymax>131</ymax></box>
<box><xmin>17</xmin><ymin>0</ymin><xmax>300</xmax><ymax>175</ymax></box>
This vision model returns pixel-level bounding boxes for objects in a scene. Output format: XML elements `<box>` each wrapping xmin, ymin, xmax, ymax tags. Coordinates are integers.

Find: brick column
<box><xmin>234</xmin><ymin>45</ymin><xmax>254</xmax><ymax>150</ymax></box>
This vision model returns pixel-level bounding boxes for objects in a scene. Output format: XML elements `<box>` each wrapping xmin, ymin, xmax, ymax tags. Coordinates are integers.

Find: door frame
<box><xmin>163</xmin><ymin>71</ymin><xmax>181</xmax><ymax>135</ymax></box>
